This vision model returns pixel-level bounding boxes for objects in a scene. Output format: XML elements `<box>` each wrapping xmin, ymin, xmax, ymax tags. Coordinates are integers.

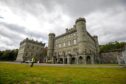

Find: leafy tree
<box><xmin>43</xmin><ymin>47</ymin><xmax>47</xmax><ymax>56</ymax></box>
<box><xmin>100</xmin><ymin>41</ymin><xmax>126</xmax><ymax>53</ymax></box>
<box><xmin>0</xmin><ymin>49</ymin><xmax>18</xmax><ymax>61</ymax></box>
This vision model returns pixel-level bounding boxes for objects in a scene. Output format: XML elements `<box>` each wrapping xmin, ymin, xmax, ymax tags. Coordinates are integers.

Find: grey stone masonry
<box><xmin>100</xmin><ymin>46</ymin><xmax>126</xmax><ymax>64</ymax></box>
<box><xmin>16</xmin><ymin>38</ymin><xmax>45</xmax><ymax>62</ymax></box>
<box><xmin>47</xmin><ymin>17</ymin><xmax>99</xmax><ymax>64</ymax></box>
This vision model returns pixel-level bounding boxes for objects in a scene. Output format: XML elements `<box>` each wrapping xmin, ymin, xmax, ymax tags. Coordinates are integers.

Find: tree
<box><xmin>0</xmin><ymin>49</ymin><xmax>18</xmax><ymax>61</ymax></box>
<box><xmin>100</xmin><ymin>41</ymin><xmax>126</xmax><ymax>53</ymax></box>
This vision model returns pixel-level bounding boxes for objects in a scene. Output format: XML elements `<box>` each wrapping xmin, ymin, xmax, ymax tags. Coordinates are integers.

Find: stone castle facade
<box><xmin>47</xmin><ymin>17</ymin><xmax>99</xmax><ymax>64</ymax></box>
<box><xmin>16</xmin><ymin>38</ymin><xmax>45</xmax><ymax>62</ymax></box>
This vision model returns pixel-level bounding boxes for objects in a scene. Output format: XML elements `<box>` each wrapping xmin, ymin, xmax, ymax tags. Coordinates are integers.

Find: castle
<box><xmin>16</xmin><ymin>17</ymin><xmax>126</xmax><ymax>64</ymax></box>
<box><xmin>16</xmin><ymin>38</ymin><xmax>45</xmax><ymax>62</ymax></box>
<box><xmin>47</xmin><ymin>17</ymin><xmax>99</xmax><ymax>64</ymax></box>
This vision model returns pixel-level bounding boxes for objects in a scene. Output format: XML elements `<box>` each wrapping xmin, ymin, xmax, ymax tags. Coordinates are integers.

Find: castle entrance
<box><xmin>71</xmin><ymin>57</ymin><xmax>76</xmax><ymax>64</ymax></box>
<box><xmin>53</xmin><ymin>56</ymin><xmax>57</xmax><ymax>64</ymax></box>
<box><xmin>86</xmin><ymin>56</ymin><xmax>91</xmax><ymax>64</ymax></box>
<box><xmin>59</xmin><ymin>58</ymin><xmax>63</xmax><ymax>64</ymax></box>
<box><xmin>64</xmin><ymin>58</ymin><xmax>67</xmax><ymax>64</ymax></box>
<box><xmin>78</xmin><ymin>56</ymin><xmax>83</xmax><ymax>64</ymax></box>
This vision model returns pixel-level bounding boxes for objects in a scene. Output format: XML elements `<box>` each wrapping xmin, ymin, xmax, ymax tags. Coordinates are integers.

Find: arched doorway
<box><xmin>86</xmin><ymin>56</ymin><xmax>91</xmax><ymax>64</ymax></box>
<box><xmin>68</xmin><ymin>54</ymin><xmax>72</xmax><ymax>64</ymax></box>
<box><xmin>59</xmin><ymin>58</ymin><xmax>63</xmax><ymax>64</ymax></box>
<box><xmin>64</xmin><ymin>58</ymin><xmax>67</xmax><ymax>64</ymax></box>
<box><xmin>79</xmin><ymin>56</ymin><xmax>83</xmax><ymax>64</ymax></box>
<box><xmin>54</xmin><ymin>58</ymin><xmax>57</xmax><ymax>64</ymax></box>
<box><xmin>71</xmin><ymin>57</ymin><xmax>76</xmax><ymax>64</ymax></box>
<box><xmin>53</xmin><ymin>56</ymin><xmax>57</xmax><ymax>64</ymax></box>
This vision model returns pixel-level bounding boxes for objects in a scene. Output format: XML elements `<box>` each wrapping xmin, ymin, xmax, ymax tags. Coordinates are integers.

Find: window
<box><xmin>25</xmin><ymin>52</ymin><xmax>28</xmax><ymax>56</ymax></box>
<box><xmin>54</xmin><ymin>52</ymin><xmax>57</xmax><ymax>56</ymax></box>
<box><xmin>41</xmin><ymin>48</ymin><xmax>43</xmax><ymax>50</ymax></box>
<box><xmin>68</xmin><ymin>35</ymin><xmax>70</xmax><ymax>38</ymax></box>
<box><xmin>74</xmin><ymin>39</ymin><xmax>77</xmax><ymax>44</ymax></box>
<box><xmin>63</xmin><ymin>51</ymin><xmax>65</xmax><ymax>55</ymax></box>
<box><xmin>35</xmin><ymin>47</ymin><xmax>37</xmax><ymax>50</ymax></box>
<box><xmin>32</xmin><ymin>46</ymin><xmax>34</xmax><ymax>49</ymax></box>
<box><xmin>59</xmin><ymin>52</ymin><xmax>62</xmax><ymax>55</ymax></box>
<box><xmin>74</xmin><ymin>33</ymin><xmax>76</xmax><ymax>36</ymax></box>
<box><xmin>55</xmin><ymin>40</ymin><xmax>57</xmax><ymax>43</ymax></box>
<box><xmin>64</xmin><ymin>37</ymin><xmax>65</xmax><ymax>40</ymax></box>
<box><xmin>68</xmin><ymin>50</ymin><xmax>71</xmax><ymax>54</ymax></box>
<box><xmin>27</xmin><ymin>45</ymin><xmax>29</xmax><ymax>48</ymax></box>
<box><xmin>63</xmin><ymin>42</ymin><xmax>65</xmax><ymax>47</ymax></box>
<box><xmin>68</xmin><ymin>41</ymin><xmax>70</xmax><ymax>46</ymax></box>
<box><xmin>55</xmin><ymin>45</ymin><xmax>58</xmax><ymax>48</ymax></box>
<box><xmin>73</xmin><ymin>48</ymin><xmax>77</xmax><ymax>52</ymax></box>
<box><xmin>59</xmin><ymin>44</ymin><xmax>61</xmax><ymax>48</ymax></box>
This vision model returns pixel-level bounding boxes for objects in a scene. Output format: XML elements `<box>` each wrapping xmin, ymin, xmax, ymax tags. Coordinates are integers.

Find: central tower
<box><xmin>76</xmin><ymin>17</ymin><xmax>87</xmax><ymax>54</ymax></box>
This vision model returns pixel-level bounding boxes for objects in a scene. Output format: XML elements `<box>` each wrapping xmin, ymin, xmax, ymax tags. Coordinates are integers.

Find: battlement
<box><xmin>93</xmin><ymin>35</ymin><xmax>98</xmax><ymax>38</ymax></box>
<box><xmin>49</xmin><ymin>33</ymin><xmax>55</xmax><ymax>36</ymax></box>
<box><xmin>75</xmin><ymin>17</ymin><xmax>86</xmax><ymax>23</ymax></box>
<box><xmin>66</xmin><ymin>25</ymin><xmax>76</xmax><ymax>33</ymax></box>
<box><xmin>20</xmin><ymin>38</ymin><xmax>45</xmax><ymax>46</ymax></box>
<box><xmin>55</xmin><ymin>27</ymin><xmax>76</xmax><ymax>39</ymax></box>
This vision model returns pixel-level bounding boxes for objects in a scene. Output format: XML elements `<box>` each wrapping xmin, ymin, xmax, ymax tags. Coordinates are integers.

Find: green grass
<box><xmin>0</xmin><ymin>63</ymin><xmax>126</xmax><ymax>84</ymax></box>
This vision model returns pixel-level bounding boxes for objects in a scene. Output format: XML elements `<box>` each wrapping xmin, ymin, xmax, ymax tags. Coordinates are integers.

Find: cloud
<box><xmin>0</xmin><ymin>0</ymin><xmax>71</xmax><ymax>50</ymax></box>
<box><xmin>0</xmin><ymin>0</ymin><xmax>126</xmax><ymax>50</ymax></box>
<box><xmin>51</xmin><ymin>0</ymin><xmax>126</xmax><ymax>17</ymax></box>
<box><xmin>86</xmin><ymin>5</ymin><xmax>126</xmax><ymax>44</ymax></box>
<box><xmin>0</xmin><ymin>22</ymin><xmax>49</xmax><ymax>50</ymax></box>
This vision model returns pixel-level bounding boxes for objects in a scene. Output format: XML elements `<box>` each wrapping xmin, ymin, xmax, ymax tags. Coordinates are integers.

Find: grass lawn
<box><xmin>0</xmin><ymin>63</ymin><xmax>126</xmax><ymax>84</ymax></box>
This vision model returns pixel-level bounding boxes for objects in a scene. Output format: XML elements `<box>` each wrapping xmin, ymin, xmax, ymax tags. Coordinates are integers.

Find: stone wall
<box><xmin>100</xmin><ymin>52</ymin><xmax>119</xmax><ymax>64</ymax></box>
<box><xmin>16</xmin><ymin>38</ymin><xmax>45</xmax><ymax>62</ymax></box>
<box><xmin>122</xmin><ymin>49</ymin><xmax>126</xmax><ymax>64</ymax></box>
<box><xmin>100</xmin><ymin>45</ymin><xmax>126</xmax><ymax>64</ymax></box>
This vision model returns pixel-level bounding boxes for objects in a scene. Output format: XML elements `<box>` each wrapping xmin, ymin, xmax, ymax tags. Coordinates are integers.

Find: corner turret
<box><xmin>76</xmin><ymin>17</ymin><xmax>87</xmax><ymax>54</ymax></box>
<box><xmin>47</xmin><ymin>33</ymin><xmax>55</xmax><ymax>62</ymax></box>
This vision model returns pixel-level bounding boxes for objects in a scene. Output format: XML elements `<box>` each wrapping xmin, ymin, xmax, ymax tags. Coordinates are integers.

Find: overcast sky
<box><xmin>0</xmin><ymin>0</ymin><xmax>126</xmax><ymax>50</ymax></box>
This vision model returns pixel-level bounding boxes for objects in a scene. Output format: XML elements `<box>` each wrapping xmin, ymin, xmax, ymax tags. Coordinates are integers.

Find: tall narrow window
<box><xmin>74</xmin><ymin>39</ymin><xmax>77</xmax><ymax>44</ymax></box>
<box><xmin>59</xmin><ymin>44</ymin><xmax>61</xmax><ymax>48</ymax></box>
<box><xmin>63</xmin><ymin>42</ymin><xmax>65</xmax><ymax>47</ymax></box>
<box><xmin>68</xmin><ymin>41</ymin><xmax>70</xmax><ymax>46</ymax></box>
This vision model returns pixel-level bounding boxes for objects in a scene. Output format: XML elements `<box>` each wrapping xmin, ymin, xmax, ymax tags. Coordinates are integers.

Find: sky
<box><xmin>0</xmin><ymin>0</ymin><xmax>126</xmax><ymax>50</ymax></box>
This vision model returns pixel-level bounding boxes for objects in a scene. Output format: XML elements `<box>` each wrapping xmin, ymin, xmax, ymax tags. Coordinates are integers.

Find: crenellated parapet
<box><xmin>66</xmin><ymin>25</ymin><xmax>76</xmax><ymax>33</ymax></box>
<box><xmin>16</xmin><ymin>38</ymin><xmax>45</xmax><ymax>62</ymax></box>
<box><xmin>75</xmin><ymin>17</ymin><xmax>86</xmax><ymax>23</ymax></box>
<box><xmin>49</xmin><ymin>33</ymin><xmax>55</xmax><ymax>36</ymax></box>
<box><xmin>20</xmin><ymin>38</ymin><xmax>45</xmax><ymax>46</ymax></box>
